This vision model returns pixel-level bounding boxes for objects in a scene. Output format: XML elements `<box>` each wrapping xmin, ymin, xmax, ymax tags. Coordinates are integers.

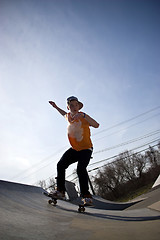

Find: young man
<box><xmin>49</xmin><ymin>96</ymin><xmax>99</xmax><ymax>203</ymax></box>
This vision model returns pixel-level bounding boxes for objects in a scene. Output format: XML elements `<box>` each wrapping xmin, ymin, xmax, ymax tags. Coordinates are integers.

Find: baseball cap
<box><xmin>67</xmin><ymin>96</ymin><xmax>83</xmax><ymax>110</ymax></box>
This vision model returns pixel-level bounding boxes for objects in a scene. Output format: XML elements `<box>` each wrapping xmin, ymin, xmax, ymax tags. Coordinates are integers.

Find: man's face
<box><xmin>68</xmin><ymin>100</ymin><xmax>79</xmax><ymax>115</ymax></box>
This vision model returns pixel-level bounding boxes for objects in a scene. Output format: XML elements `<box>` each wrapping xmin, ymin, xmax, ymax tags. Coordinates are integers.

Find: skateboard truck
<box><xmin>43</xmin><ymin>192</ymin><xmax>58</xmax><ymax>205</ymax></box>
<box><xmin>48</xmin><ymin>198</ymin><xmax>57</xmax><ymax>205</ymax></box>
<box><xmin>78</xmin><ymin>197</ymin><xmax>93</xmax><ymax>213</ymax></box>
<box><xmin>78</xmin><ymin>204</ymin><xmax>85</xmax><ymax>213</ymax></box>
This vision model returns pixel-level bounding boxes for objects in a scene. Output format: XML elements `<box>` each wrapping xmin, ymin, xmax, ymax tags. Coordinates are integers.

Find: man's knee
<box><xmin>57</xmin><ymin>160</ymin><xmax>68</xmax><ymax>171</ymax></box>
<box><xmin>57</xmin><ymin>161</ymin><xmax>63</xmax><ymax>170</ymax></box>
<box><xmin>77</xmin><ymin>165</ymin><xmax>86</xmax><ymax>176</ymax></box>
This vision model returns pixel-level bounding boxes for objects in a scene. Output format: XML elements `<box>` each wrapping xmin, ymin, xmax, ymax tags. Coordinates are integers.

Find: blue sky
<box><xmin>0</xmin><ymin>0</ymin><xmax>160</xmax><ymax>186</ymax></box>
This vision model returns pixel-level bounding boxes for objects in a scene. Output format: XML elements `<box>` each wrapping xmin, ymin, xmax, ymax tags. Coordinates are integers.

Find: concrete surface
<box><xmin>125</xmin><ymin>187</ymin><xmax>160</xmax><ymax>211</ymax></box>
<box><xmin>0</xmin><ymin>180</ymin><xmax>160</xmax><ymax>240</ymax></box>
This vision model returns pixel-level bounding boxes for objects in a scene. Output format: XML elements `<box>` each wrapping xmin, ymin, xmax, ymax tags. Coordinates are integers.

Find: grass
<box><xmin>115</xmin><ymin>183</ymin><xmax>154</xmax><ymax>202</ymax></box>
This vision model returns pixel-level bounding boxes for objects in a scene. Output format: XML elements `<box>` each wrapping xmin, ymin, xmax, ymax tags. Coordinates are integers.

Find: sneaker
<box><xmin>82</xmin><ymin>197</ymin><xmax>93</xmax><ymax>206</ymax></box>
<box><xmin>49</xmin><ymin>190</ymin><xmax>65</xmax><ymax>199</ymax></box>
<box><xmin>83</xmin><ymin>194</ymin><xmax>92</xmax><ymax>198</ymax></box>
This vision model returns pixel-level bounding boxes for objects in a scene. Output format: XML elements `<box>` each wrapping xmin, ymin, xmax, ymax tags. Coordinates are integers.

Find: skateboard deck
<box><xmin>44</xmin><ymin>192</ymin><xmax>93</xmax><ymax>213</ymax></box>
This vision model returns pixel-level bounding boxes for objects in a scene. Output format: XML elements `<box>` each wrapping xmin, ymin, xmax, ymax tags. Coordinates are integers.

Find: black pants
<box><xmin>57</xmin><ymin>148</ymin><xmax>92</xmax><ymax>197</ymax></box>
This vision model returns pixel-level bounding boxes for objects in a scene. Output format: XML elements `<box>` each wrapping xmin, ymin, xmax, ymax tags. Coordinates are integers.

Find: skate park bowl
<box><xmin>0</xmin><ymin>179</ymin><xmax>160</xmax><ymax>240</ymax></box>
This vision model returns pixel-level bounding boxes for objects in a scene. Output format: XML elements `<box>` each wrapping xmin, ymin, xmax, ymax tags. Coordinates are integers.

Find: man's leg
<box><xmin>76</xmin><ymin>149</ymin><xmax>92</xmax><ymax>197</ymax></box>
<box><xmin>57</xmin><ymin>148</ymin><xmax>77</xmax><ymax>193</ymax></box>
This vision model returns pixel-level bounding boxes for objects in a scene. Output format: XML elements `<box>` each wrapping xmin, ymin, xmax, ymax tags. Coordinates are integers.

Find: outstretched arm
<box><xmin>49</xmin><ymin>101</ymin><xmax>67</xmax><ymax>116</ymax></box>
<box><xmin>73</xmin><ymin>112</ymin><xmax>99</xmax><ymax>128</ymax></box>
<box><xmin>84</xmin><ymin>114</ymin><xmax>99</xmax><ymax>128</ymax></box>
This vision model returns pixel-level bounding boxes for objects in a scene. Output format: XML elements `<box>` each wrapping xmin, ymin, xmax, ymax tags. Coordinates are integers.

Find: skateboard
<box><xmin>44</xmin><ymin>192</ymin><xmax>93</xmax><ymax>213</ymax></box>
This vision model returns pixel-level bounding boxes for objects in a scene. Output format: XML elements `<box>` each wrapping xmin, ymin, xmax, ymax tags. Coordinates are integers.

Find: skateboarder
<box><xmin>49</xmin><ymin>96</ymin><xmax>99</xmax><ymax>204</ymax></box>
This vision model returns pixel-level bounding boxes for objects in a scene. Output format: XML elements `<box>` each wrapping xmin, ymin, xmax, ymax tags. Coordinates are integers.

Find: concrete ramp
<box><xmin>65</xmin><ymin>180</ymin><xmax>149</xmax><ymax>210</ymax></box>
<box><xmin>152</xmin><ymin>174</ymin><xmax>160</xmax><ymax>188</ymax></box>
<box><xmin>0</xmin><ymin>180</ymin><xmax>47</xmax><ymax>211</ymax></box>
<box><xmin>71</xmin><ymin>195</ymin><xmax>142</xmax><ymax>210</ymax></box>
<box><xmin>125</xmin><ymin>187</ymin><xmax>160</xmax><ymax>211</ymax></box>
<box><xmin>0</xmin><ymin>180</ymin><xmax>160</xmax><ymax>240</ymax></box>
<box><xmin>0</xmin><ymin>179</ymin><xmax>45</xmax><ymax>194</ymax></box>
<box><xmin>92</xmin><ymin>195</ymin><xmax>143</xmax><ymax>210</ymax></box>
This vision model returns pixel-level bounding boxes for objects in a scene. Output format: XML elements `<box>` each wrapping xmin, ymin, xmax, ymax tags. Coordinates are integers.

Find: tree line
<box><xmin>93</xmin><ymin>143</ymin><xmax>160</xmax><ymax>201</ymax></box>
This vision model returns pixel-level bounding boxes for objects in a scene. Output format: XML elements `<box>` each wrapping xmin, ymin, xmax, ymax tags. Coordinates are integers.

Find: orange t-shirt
<box><xmin>65</xmin><ymin>112</ymin><xmax>93</xmax><ymax>151</ymax></box>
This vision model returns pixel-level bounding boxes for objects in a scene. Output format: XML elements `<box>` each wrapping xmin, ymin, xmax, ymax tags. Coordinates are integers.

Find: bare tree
<box><xmin>94</xmin><ymin>145</ymin><xmax>160</xmax><ymax>201</ymax></box>
<box><xmin>37</xmin><ymin>180</ymin><xmax>47</xmax><ymax>190</ymax></box>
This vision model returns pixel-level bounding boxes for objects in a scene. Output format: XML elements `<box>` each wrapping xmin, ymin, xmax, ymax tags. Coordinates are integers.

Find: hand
<box><xmin>49</xmin><ymin>101</ymin><xmax>57</xmax><ymax>108</ymax></box>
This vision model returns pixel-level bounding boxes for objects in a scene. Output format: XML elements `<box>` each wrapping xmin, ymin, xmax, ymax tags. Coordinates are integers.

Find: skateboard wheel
<box><xmin>48</xmin><ymin>200</ymin><xmax>52</xmax><ymax>204</ymax></box>
<box><xmin>82</xmin><ymin>207</ymin><xmax>85</xmax><ymax>212</ymax></box>
<box><xmin>53</xmin><ymin>199</ymin><xmax>57</xmax><ymax>205</ymax></box>
<box><xmin>78</xmin><ymin>206</ymin><xmax>85</xmax><ymax>213</ymax></box>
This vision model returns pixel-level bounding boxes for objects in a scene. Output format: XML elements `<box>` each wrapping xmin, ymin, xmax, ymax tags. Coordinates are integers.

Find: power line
<box><xmin>15</xmin><ymin>157</ymin><xmax>59</xmax><ymax>182</ymax></box>
<box><xmin>11</xmin><ymin>145</ymin><xmax>68</xmax><ymax>180</ymax></box>
<box><xmin>93</xmin><ymin>129</ymin><xmax>160</xmax><ymax>154</ymax></box>
<box><xmin>89</xmin><ymin>138</ymin><xmax>160</xmax><ymax>168</ymax></box>
<box><xmin>22</xmin><ymin>132</ymin><xmax>160</xmax><ymax>183</ymax></box>
<box><xmin>93</xmin><ymin>106</ymin><xmax>160</xmax><ymax>137</ymax></box>
<box><xmin>88</xmin><ymin>143</ymin><xmax>160</xmax><ymax>174</ymax></box>
<box><xmin>67</xmin><ymin>133</ymin><xmax>160</xmax><ymax>178</ymax></box>
<box><xmin>94</xmin><ymin>112</ymin><xmax>160</xmax><ymax>142</ymax></box>
<box><xmin>36</xmin><ymin>138</ymin><xmax>160</xmax><ymax>185</ymax></box>
<box><xmin>12</xmin><ymin>106</ymin><xmax>160</xmax><ymax>182</ymax></box>
<box><xmin>70</xmin><ymin>143</ymin><xmax>160</xmax><ymax>182</ymax></box>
